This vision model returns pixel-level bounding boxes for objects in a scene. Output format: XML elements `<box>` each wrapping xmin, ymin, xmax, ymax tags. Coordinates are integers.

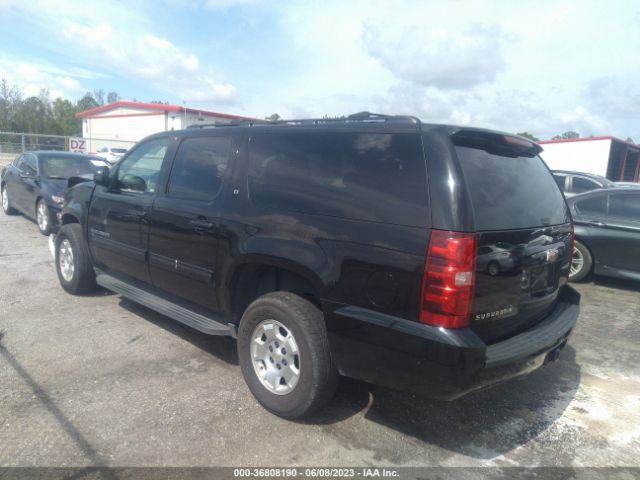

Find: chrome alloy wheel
<box><xmin>58</xmin><ymin>239</ymin><xmax>75</xmax><ymax>282</ymax></box>
<box><xmin>1</xmin><ymin>188</ymin><xmax>8</xmax><ymax>212</ymax></box>
<box><xmin>570</xmin><ymin>246</ymin><xmax>584</xmax><ymax>278</ymax></box>
<box><xmin>37</xmin><ymin>201</ymin><xmax>48</xmax><ymax>232</ymax></box>
<box><xmin>250</xmin><ymin>319</ymin><xmax>300</xmax><ymax>395</ymax></box>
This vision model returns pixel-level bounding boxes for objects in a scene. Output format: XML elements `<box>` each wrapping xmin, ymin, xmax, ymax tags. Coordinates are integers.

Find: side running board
<box><xmin>95</xmin><ymin>272</ymin><xmax>235</xmax><ymax>337</ymax></box>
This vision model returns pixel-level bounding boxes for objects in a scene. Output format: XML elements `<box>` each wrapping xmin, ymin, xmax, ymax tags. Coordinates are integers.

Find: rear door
<box><xmin>4</xmin><ymin>155</ymin><xmax>25</xmax><ymax>212</ymax></box>
<box><xmin>13</xmin><ymin>153</ymin><xmax>39</xmax><ymax>215</ymax></box>
<box><xmin>88</xmin><ymin>136</ymin><xmax>172</xmax><ymax>284</ymax></box>
<box><xmin>452</xmin><ymin>133</ymin><xmax>572</xmax><ymax>343</ymax></box>
<box><xmin>579</xmin><ymin>191</ymin><xmax>640</xmax><ymax>274</ymax></box>
<box><xmin>148</xmin><ymin>134</ymin><xmax>235</xmax><ymax>311</ymax></box>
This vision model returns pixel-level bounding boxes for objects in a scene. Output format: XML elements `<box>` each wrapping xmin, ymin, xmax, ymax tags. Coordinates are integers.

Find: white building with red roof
<box><xmin>539</xmin><ymin>136</ymin><xmax>640</xmax><ymax>182</ymax></box>
<box><xmin>75</xmin><ymin>100</ymin><xmax>255</xmax><ymax>152</ymax></box>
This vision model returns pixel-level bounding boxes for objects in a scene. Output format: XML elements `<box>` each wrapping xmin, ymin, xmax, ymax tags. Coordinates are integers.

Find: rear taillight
<box><xmin>419</xmin><ymin>230</ymin><xmax>477</xmax><ymax>328</ymax></box>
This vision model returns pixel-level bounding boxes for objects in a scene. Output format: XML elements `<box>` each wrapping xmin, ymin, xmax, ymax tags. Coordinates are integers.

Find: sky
<box><xmin>0</xmin><ymin>0</ymin><xmax>639</xmax><ymax>140</ymax></box>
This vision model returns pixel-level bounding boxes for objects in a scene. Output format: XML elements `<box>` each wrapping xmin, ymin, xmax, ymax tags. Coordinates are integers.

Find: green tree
<box><xmin>552</xmin><ymin>131</ymin><xmax>580</xmax><ymax>140</ymax></box>
<box><xmin>265</xmin><ymin>113</ymin><xmax>281</xmax><ymax>122</ymax></box>
<box><xmin>516</xmin><ymin>131</ymin><xmax>539</xmax><ymax>142</ymax></box>
<box><xmin>77</xmin><ymin>93</ymin><xmax>99</xmax><ymax>112</ymax></box>
<box><xmin>52</xmin><ymin>98</ymin><xmax>80</xmax><ymax>135</ymax></box>
<box><xmin>14</xmin><ymin>95</ymin><xmax>50</xmax><ymax>134</ymax></box>
<box><xmin>107</xmin><ymin>91</ymin><xmax>120</xmax><ymax>103</ymax></box>
<box><xmin>93</xmin><ymin>89</ymin><xmax>105</xmax><ymax>106</ymax></box>
<box><xmin>0</xmin><ymin>78</ymin><xmax>22</xmax><ymax>131</ymax></box>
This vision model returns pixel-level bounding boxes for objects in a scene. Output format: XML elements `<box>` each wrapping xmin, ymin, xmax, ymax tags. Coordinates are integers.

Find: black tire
<box><xmin>36</xmin><ymin>198</ymin><xmax>52</xmax><ymax>235</ymax></box>
<box><xmin>487</xmin><ymin>261</ymin><xmax>500</xmax><ymax>276</ymax></box>
<box><xmin>237</xmin><ymin>291</ymin><xmax>338</xmax><ymax>419</ymax></box>
<box><xmin>569</xmin><ymin>240</ymin><xmax>593</xmax><ymax>282</ymax></box>
<box><xmin>1</xmin><ymin>185</ymin><xmax>17</xmax><ymax>215</ymax></box>
<box><xmin>55</xmin><ymin>223</ymin><xmax>97</xmax><ymax>294</ymax></box>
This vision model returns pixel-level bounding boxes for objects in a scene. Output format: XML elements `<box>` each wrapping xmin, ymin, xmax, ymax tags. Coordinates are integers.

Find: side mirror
<box><xmin>94</xmin><ymin>166</ymin><xmax>110</xmax><ymax>186</ymax></box>
<box><xmin>119</xmin><ymin>173</ymin><xmax>146</xmax><ymax>192</ymax></box>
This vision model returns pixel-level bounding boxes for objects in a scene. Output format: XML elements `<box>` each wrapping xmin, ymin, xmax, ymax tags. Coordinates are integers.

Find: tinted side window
<box><xmin>248</xmin><ymin>133</ymin><xmax>427</xmax><ymax>226</ymax></box>
<box><xmin>572</xmin><ymin>176</ymin><xmax>600</xmax><ymax>194</ymax></box>
<box><xmin>117</xmin><ymin>138</ymin><xmax>169</xmax><ymax>193</ymax></box>
<box><xmin>22</xmin><ymin>154</ymin><xmax>38</xmax><ymax>175</ymax></box>
<box><xmin>576</xmin><ymin>195</ymin><xmax>607</xmax><ymax>216</ymax></box>
<box><xmin>12</xmin><ymin>155</ymin><xmax>23</xmax><ymax>167</ymax></box>
<box><xmin>553</xmin><ymin>174</ymin><xmax>566</xmax><ymax>191</ymax></box>
<box><xmin>609</xmin><ymin>194</ymin><xmax>640</xmax><ymax>221</ymax></box>
<box><xmin>168</xmin><ymin>136</ymin><xmax>231</xmax><ymax>200</ymax></box>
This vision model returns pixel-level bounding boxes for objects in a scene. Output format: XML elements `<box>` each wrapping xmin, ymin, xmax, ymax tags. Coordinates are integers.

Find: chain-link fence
<box><xmin>0</xmin><ymin>131</ymin><xmax>136</xmax><ymax>155</ymax></box>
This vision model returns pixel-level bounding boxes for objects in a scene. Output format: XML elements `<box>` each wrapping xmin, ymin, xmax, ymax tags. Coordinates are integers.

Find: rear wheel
<box><xmin>55</xmin><ymin>223</ymin><xmax>97</xmax><ymax>294</ymax></box>
<box><xmin>237</xmin><ymin>292</ymin><xmax>338</xmax><ymax>419</ymax></box>
<box><xmin>569</xmin><ymin>240</ymin><xmax>592</xmax><ymax>282</ymax></box>
<box><xmin>36</xmin><ymin>199</ymin><xmax>52</xmax><ymax>235</ymax></box>
<box><xmin>1</xmin><ymin>185</ymin><xmax>17</xmax><ymax>215</ymax></box>
<box><xmin>487</xmin><ymin>261</ymin><xmax>500</xmax><ymax>276</ymax></box>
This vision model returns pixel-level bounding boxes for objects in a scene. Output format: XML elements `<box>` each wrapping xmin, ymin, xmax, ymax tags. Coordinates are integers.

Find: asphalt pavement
<box><xmin>0</xmin><ymin>209</ymin><xmax>639</xmax><ymax>472</ymax></box>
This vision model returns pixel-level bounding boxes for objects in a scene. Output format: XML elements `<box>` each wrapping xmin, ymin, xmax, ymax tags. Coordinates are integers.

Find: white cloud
<box><xmin>363</xmin><ymin>23</ymin><xmax>508</xmax><ymax>90</ymax></box>
<box><xmin>0</xmin><ymin>58</ymin><xmax>86</xmax><ymax>99</ymax></box>
<box><xmin>61</xmin><ymin>20</ymin><xmax>236</xmax><ymax>103</ymax></box>
<box><xmin>3</xmin><ymin>0</ymin><xmax>237</xmax><ymax>105</ymax></box>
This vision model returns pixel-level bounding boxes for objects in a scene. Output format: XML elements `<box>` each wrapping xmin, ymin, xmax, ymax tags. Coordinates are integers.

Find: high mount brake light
<box><xmin>419</xmin><ymin>230</ymin><xmax>477</xmax><ymax>328</ymax></box>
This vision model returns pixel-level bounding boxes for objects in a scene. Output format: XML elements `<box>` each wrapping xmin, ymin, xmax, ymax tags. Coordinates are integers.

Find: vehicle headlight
<box><xmin>51</xmin><ymin>195</ymin><xmax>64</xmax><ymax>205</ymax></box>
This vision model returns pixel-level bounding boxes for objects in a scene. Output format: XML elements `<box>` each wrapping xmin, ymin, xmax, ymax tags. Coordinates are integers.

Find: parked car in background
<box><xmin>476</xmin><ymin>243</ymin><xmax>519</xmax><ymax>276</ymax></box>
<box><xmin>1</xmin><ymin>151</ymin><xmax>108</xmax><ymax>235</ymax></box>
<box><xmin>51</xmin><ymin>114</ymin><xmax>579</xmax><ymax>419</ymax></box>
<box><xmin>567</xmin><ymin>188</ymin><xmax>640</xmax><ymax>282</ymax></box>
<box><xmin>95</xmin><ymin>146</ymin><xmax>128</xmax><ymax>164</ymax></box>
<box><xmin>552</xmin><ymin>170</ymin><xmax>616</xmax><ymax>197</ymax></box>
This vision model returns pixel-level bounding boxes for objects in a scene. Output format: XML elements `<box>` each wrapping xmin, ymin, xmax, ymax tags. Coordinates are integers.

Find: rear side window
<box><xmin>572</xmin><ymin>176</ymin><xmax>600</xmax><ymax>194</ymax></box>
<box><xmin>248</xmin><ymin>132</ymin><xmax>427</xmax><ymax>226</ymax></box>
<box><xmin>609</xmin><ymin>193</ymin><xmax>640</xmax><ymax>221</ymax></box>
<box><xmin>553</xmin><ymin>174</ymin><xmax>566</xmax><ymax>191</ymax></box>
<box><xmin>168</xmin><ymin>136</ymin><xmax>231</xmax><ymax>200</ymax></box>
<box><xmin>576</xmin><ymin>195</ymin><xmax>607</xmax><ymax>216</ymax></box>
<box><xmin>455</xmin><ymin>147</ymin><xmax>569</xmax><ymax>230</ymax></box>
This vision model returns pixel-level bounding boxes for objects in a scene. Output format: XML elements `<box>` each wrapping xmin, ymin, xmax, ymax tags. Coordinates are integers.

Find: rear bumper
<box><xmin>326</xmin><ymin>285</ymin><xmax>580</xmax><ymax>400</ymax></box>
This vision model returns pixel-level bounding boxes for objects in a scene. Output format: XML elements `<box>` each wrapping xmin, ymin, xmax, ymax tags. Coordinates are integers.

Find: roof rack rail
<box><xmin>185</xmin><ymin>112</ymin><xmax>421</xmax><ymax>129</ymax></box>
<box><xmin>265</xmin><ymin>111</ymin><xmax>421</xmax><ymax>126</ymax></box>
<box><xmin>186</xmin><ymin>119</ymin><xmax>268</xmax><ymax>129</ymax></box>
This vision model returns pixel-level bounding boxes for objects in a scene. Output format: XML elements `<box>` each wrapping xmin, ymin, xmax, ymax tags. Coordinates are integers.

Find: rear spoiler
<box><xmin>451</xmin><ymin>129</ymin><xmax>542</xmax><ymax>157</ymax></box>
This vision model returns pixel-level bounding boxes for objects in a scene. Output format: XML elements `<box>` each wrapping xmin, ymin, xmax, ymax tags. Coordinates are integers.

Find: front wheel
<box><xmin>569</xmin><ymin>240</ymin><xmax>593</xmax><ymax>282</ymax></box>
<box><xmin>55</xmin><ymin>223</ymin><xmax>97</xmax><ymax>294</ymax></box>
<box><xmin>237</xmin><ymin>292</ymin><xmax>338</xmax><ymax>419</ymax></box>
<box><xmin>36</xmin><ymin>199</ymin><xmax>52</xmax><ymax>235</ymax></box>
<box><xmin>1</xmin><ymin>185</ymin><xmax>17</xmax><ymax>215</ymax></box>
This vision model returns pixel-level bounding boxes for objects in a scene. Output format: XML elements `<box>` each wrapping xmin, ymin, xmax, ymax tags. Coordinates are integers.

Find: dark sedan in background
<box><xmin>568</xmin><ymin>188</ymin><xmax>640</xmax><ymax>282</ymax></box>
<box><xmin>1</xmin><ymin>151</ymin><xmax>108</xmax><ymax>235</ymax></box>
<box><xmin>552</xmin><ymin>170</ymin><xmax>617</xmax><ymax>197</ymax></box>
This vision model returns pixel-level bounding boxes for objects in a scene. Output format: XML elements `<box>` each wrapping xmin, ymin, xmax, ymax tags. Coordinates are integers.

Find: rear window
<box><xmin>609</xmin><ymin>193</ymin><xmax>640</xmax><ymax>221</ymax></box>
<box><xmin>248</xmin><ymin>132</ymin><xmax>427</xmax><ymax>226</ymax></box>
<box><xmin>40</xmin><ymin>156</ymin><xmax>97</xmax><ymax>179</ymax></box>
<box><xmin>455</xmin><ymin>146</ymin><xmax>569</xmax><ymax>230</ymax></box>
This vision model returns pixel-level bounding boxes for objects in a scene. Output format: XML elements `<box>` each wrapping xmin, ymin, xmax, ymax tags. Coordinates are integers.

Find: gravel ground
<box><xmin>0</xmin><ymin>209</ymin><xmax>639</xmax><ymax>473</ymax></box>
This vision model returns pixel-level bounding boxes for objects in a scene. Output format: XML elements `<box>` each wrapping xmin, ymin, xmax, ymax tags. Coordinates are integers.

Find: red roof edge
<box><xmin>75</xmin><ymin>100</ymin><xmax>256</xmax><ymax>121</ymax></box>
<box><xmin>539</xmin><ymin>135</ymin><xmax>638</xmax><ymax>149</ymax></box>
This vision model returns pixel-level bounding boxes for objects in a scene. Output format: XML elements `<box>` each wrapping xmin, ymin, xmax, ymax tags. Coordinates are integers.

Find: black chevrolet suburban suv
<box><xmin>53</xmin><ymin>112</ymin><xmax>580</xmax><ymax>419</ymax></box>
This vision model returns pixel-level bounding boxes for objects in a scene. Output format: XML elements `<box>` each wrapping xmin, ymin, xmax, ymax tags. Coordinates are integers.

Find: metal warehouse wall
<box><xmin>539</xmin><ymin>139</ymin><xmax>612</xmax><ymax>177</ymax></box>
